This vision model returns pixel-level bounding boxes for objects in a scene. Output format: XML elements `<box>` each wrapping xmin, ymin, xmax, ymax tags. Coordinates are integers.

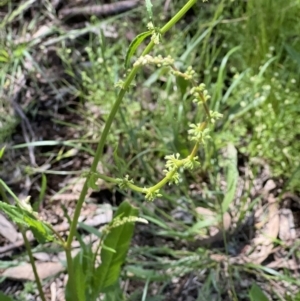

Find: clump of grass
<box><xmin>210</xmin><ymin>0</ymin><xmax>300</xmax><ymax>190</ymax></box>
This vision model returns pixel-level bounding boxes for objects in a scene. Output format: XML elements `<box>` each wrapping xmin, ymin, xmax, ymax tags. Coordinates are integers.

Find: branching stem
<box><xmin>64</xmin><ymin>1</ymin><xmax>197</xmax><ymax>299</ymax></box>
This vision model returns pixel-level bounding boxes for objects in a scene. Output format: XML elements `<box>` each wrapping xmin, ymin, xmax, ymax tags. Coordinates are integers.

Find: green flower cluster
<box><xmin>191</xmin><ymin>83</ymin><xmax>211</xmax><ymax>105</ymax></box>
<box><xmin>171</xmin><ymin>66</ymin><xmax>197</xmax><ymax>81</ymax></box>
<box><xmin>133</xmin><ymin>55</ymin><xmax>174</xmax><ymax>68</ymax></box>
<box><xmin>147</xmin><ymin>22</ymin><xmax>162</xmax><ymax>45</ymax></box>
<box><xmin>116</xmin><ymin>175</ymin><xmax>134</xmax><ymax>190</ymax></box>
<box><xmin>188</xmin><ymin>124</ymin><xmax>211</xmax><ymax>144</ymax></box>
<box><xmin>101</xmin><ymin>63</ymin><xmax>223</xmax><ymax>202</ymax></box>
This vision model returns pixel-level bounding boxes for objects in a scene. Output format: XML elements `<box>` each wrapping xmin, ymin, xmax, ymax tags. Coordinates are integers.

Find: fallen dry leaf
<box><xmin>267</xmin><ymin>258</ymin><xmax>300</xmax><ymax>270</ymax></box>
<box><xmin>84</xmin><ymin>211</ymin><xmax>113</xmax><ymax>227</ymax></box>
<box><xmin>33</xmin><ymin>252</ymin><xmax>52</xmax><ymax>262</ymax></box>
<box><xmin>193</xmin><ymin>207</ymin><xmax>231</xmax><ymax>246</ymax></box>
<box><xmin>50</xmin><ymin>281</ymin><xmax>57</xmax><ymax>301</ymax></box>
<box><xmin>2</xmin><ymin>262</ymin><xmax>64</xmax><ymax>281</ymax></box>
<box><xmin>279</xmin><ymin>208</ymin><xmax>296</xmax><ymax>243</ymax></box>
<box><xmin>263</xmin><ymin>179</ymin><xmax>276</xmax><ymax>193</ymax></box>
<box><xmin>242</xmin><ymin>194</ymin><xmax>279</xmax><ymax>264</ymax></box>
<box><xmin>0</xmin><ymin>213</ymin><xmax>19</xmax><ymax>243</ymax></box>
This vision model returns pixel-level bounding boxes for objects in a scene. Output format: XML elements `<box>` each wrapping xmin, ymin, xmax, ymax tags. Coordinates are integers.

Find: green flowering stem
<box><xmin>64</xmin><ymin>2</ymin><xmax>198</xmax><ymax>294</ymax></box>
<box><xmin>190</xmin><ymin>81</ymin><xmax>211</xmax><ymax>118</ymax></box>
<box><xmin>96</xmin><ymin>173</ymin><xmax>120</xmax><ymax>184</ymax></box>
<box><xmin>97</xmin><ymin>173</ymin><xmax>146</xmax><ymax>193</ymax></box>
<box><xmin>202</xmin><ymin>97</ymin><xmax>211</xmax><ymax>118</ymax></box>
<box><xmin>97</xmin><ymin>171</ymin><xmax>177</xmax><ymax>194</ymax></box>
<box><xmin>160</xmin><ymin>0</ymin><xmax>196</xmax><ymax>35</ymax></box>
<box><xmin>190</xmin><ymin>141</ymin><xmax>200</xmax><ymax>158</ymax></box>
<box><xmin>122</xmin><ymin>182</ymin><xmax>145</xmax><ymax>193</ymax></box>
<box><xmin>96</xmin><ymin>166</ymin><xmax>179</xmax><ymax>198</ymax></box>
<box><xmin>151</xmin><ymin>168</ymin><xmax>180</xmax><ymax>190</ymax></box>
<box><xmin>81</xmin><ymin>78</ymin><xmax>219</xmax><ymax>202</ymax></box>
<box><xmin>202</xmin><ymin>99</ymin><xmax>211</xmax><ymax>118</ymax></box>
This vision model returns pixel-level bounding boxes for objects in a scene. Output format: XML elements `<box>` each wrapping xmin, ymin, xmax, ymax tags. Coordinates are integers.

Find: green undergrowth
<box><xmin>1</xmin><ymin>0</ymin><xmax>300</xmax><ymax>300</ymax></box>
<box><xmin>58</xmin><ymin>0</ymin><xmax>300</xmax><ymax>191</ymax></box>
<box><xmin>54</xmin><ymin>0</ymin><xmax>300</xmax><ymax>298</ymax></box>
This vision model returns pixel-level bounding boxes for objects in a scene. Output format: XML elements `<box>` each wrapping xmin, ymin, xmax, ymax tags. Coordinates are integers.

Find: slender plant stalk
<box><xmin>21</xmin><ymin>227</ymin><xmax>46</xmax><ymax>301</ymax></box>
<box><xmin>65</xmin><ymin>246</ymin><xmax>76</xmax><ymax>297</ymax></box>
<box><xmin>0</xmin><ymin>182</ymin><xmax>9</xmax><ymax>203</ymax></box>
<box><xmin>64</xmin><ymin>0</ymin><xmax>197</xmax><ymax>297</ymax></box>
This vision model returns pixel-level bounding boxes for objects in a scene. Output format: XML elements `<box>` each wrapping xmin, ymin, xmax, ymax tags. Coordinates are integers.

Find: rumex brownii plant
<box><xmin>0</xmin><ymin>1</ymin><xmax>217</xmax><ymax>300</ymax></box>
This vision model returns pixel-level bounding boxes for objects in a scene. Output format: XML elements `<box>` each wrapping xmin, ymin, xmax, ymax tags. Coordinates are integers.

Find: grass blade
<box><xmin>221</xmin><ymin>143</ymin><xmax>238</xmax><ymax>213</ymax></box>
<box><xmin>125</xmin><ymin>31</ymin><xmax>152</xmax><ymax>68</ymax></box>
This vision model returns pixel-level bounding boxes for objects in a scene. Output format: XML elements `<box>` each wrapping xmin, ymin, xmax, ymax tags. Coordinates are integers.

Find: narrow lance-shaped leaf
<box><xmin>0</xmin><ymin>201</ymin><xmax>28</xmax><ymax>226</ymax></box>
<box><xmin>103</xmin><ymin>282</ymin><xmax>124</xmax><ymax>301</ymax></box>
<box><xmin>91</xmin><ymin>201</ymin><xmax>139</xmax><ymax>298</ymax></box>
<box><xmin>0</xmin><ymin>201</ymin><xmax>54</xmax><ymax>243</ymax></box>
<box><xmin>66</xmin><ymin>229</ymin><xmax>95</xmax><ymax>301</ymax></box>
<box><xmin>125</xmin><ymin>31</ymin><xmax>152</xmax><ymax>68</ymax></box>
<box><xmin>24</xmin><ymin>214</ymin><xmax>54</xmax><ymax>243</ymax></box>
<box><xmin>65</xmin><ymin>251</ymin><xmax>87</xmax><ymax>301</ymax></box>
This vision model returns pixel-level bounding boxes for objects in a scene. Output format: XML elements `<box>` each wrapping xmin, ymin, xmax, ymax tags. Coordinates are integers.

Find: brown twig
<box><xmin>59</xmin><ymin>0</ymin><xmax>140</xmax><ymax>19</ymax></box>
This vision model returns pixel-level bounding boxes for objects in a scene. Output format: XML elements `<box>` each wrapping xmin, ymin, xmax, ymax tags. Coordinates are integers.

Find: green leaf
<box><xmin>65</xmin><ymin>243</ymin><xmax>94</xmax><ymax>301</ymax></box>
<box><xmin>103</xmin><ymin>282</ymin><xmax>124</xmax><ymax>301</ymax></box>
<box><xmin>102</xmin><ymin>244</ymin><xmax>116</xmax><ymax>253</ymax></box>
<box><xmin>221</xmin><ymin>143</ymin><xmax>238</xmax><ymax>213</ymax></box>
<box><xmin>91</xmin><ymin>201</ymin><xmax>138</xmax><ymax>297</ymax></box>
<box><xmin>0</xmin><ymin>49</ymin><xmax>9</xmax><ymax>63</ymax></box>
<box><xmin>145</xmin><ymin>0</ymin><xmax>153</xmax><ymax>20</ymax></box>
<box><xmin>0</xmin><ymin>201</ymin><xmax>53</xmax><ymax>243</ymax></box>
<box><xmin>0</xmin><ymin>201</ymin><xmax>29</xmax><ymax>226</ymax></box>
<box><xmin>24</xmin><ymin>214</ymin><xmax>53</xmax><ymax>243</ymax></box>
<box><xmin>0</xmin><ymin>146</ymin><xmax>5</xmax><ymax>159</ymax></box>
<box><xmin>124</xmin><ymin>31</ymin><xmax>151</xmax><ymax>68</ymax></box>
<box><xmin>249</xmin><ymin>283</ymin><xmax>269</xmax><ymax>301</ymax></box>
<box><xmin>212</xmin><ymin>46</ymin><xmax>240</xmax><ymax>109</ymax></box>
<box><xmin>0</xmin><ymin>291</ymin><xmax>16</xmax><ymax>301</ymax></box>
<box><xmin>65</xmin><ymin>252</ymin><xmax>86</xmax><ymax>301</ymax></box>
<box><xmin>74</xmin><ymin>253</ymin><xmax>86</xmax><ymax>301</ymax></box>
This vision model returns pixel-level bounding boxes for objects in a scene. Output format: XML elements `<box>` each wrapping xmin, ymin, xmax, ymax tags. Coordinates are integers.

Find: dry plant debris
<box><xmin>2</xmin><ymin>262</ymin><xmax>64</xmax><ymax>281</ymax></box>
